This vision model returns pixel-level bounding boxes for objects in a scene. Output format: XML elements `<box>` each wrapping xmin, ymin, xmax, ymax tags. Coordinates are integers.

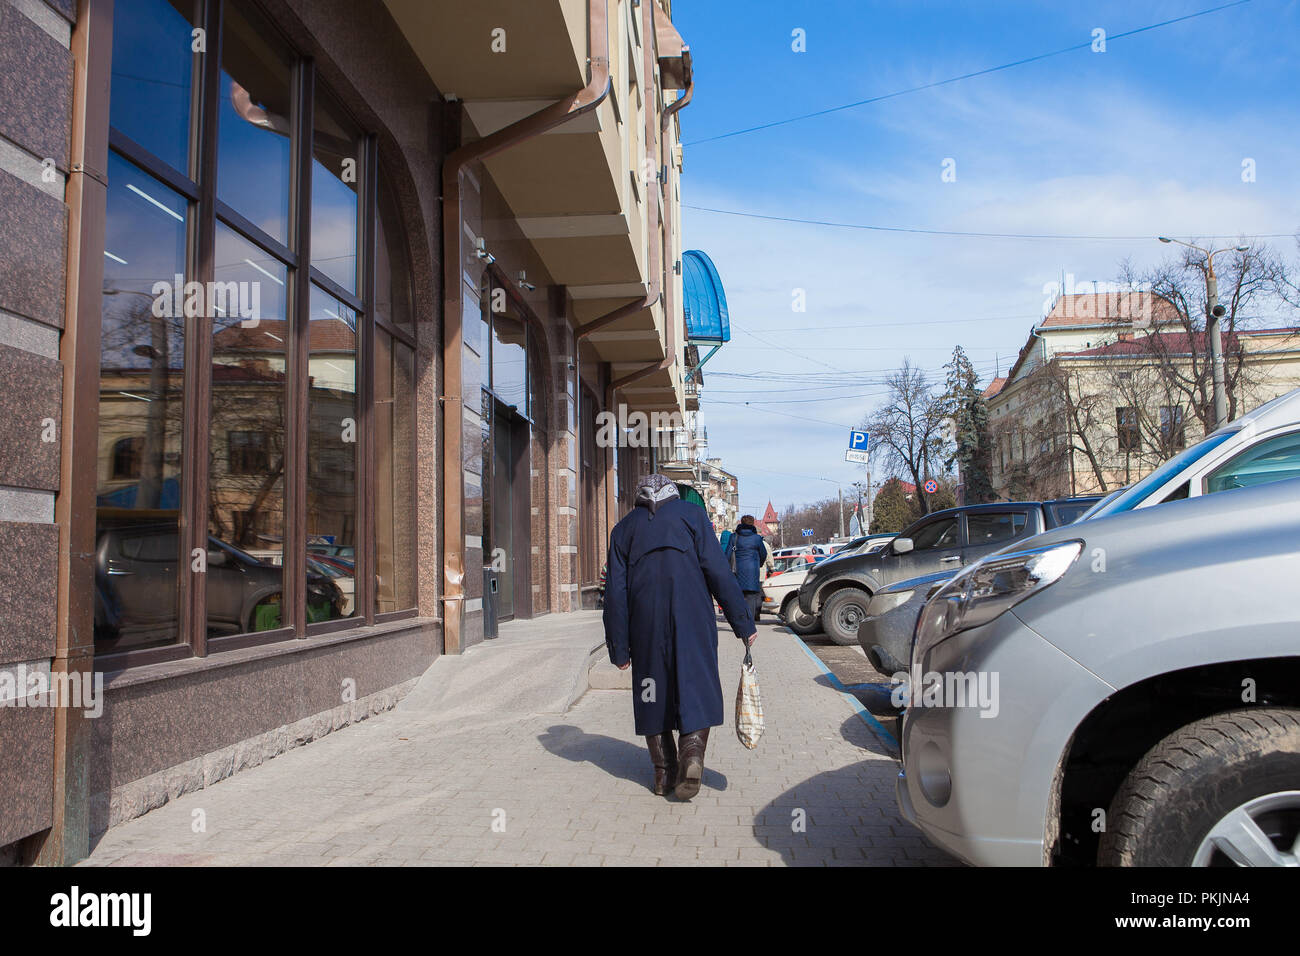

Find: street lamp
<box><xmin>1157</xmin><ymin>237</ymin><xmax>1250</xmax><ymax>429</ymax></box>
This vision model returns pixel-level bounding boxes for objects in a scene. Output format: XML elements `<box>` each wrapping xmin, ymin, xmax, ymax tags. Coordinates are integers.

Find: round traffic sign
<box><xmin>924</xmin><ymin>479</ymin><xmax>938</xmax><ymax>494</ymax></box>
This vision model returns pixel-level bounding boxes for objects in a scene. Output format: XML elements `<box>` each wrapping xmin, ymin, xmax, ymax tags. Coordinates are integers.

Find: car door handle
<box><xmin>939</xmin><ymin>556</ymin><xmax>961</xmax><ymax>563</ymax></box>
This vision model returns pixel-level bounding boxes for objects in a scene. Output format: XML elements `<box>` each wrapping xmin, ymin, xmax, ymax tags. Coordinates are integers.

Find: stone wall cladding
<box><xmin>92</xmin><ymin>676</ymin><xmax>419</xmax><ymax>833</ymax></box>
<box><xmin>0</xmin><ymin>344</ymin><xmax>62</xmax><ymax>491</ymax></box>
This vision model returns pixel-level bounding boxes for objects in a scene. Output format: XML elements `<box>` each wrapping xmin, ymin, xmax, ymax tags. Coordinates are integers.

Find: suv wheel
<box><xmin>1099</xmin><ymin>707</ymin><xmax>1300</xmax><ymax>866</ymax></box>
<box><xmin>781</xmin><ymin>595</ymin><xmax>820</xmax><ymax>636</ymax></box>
<box><xmin>820</xmin><ymin>588</ymin><xmax>870</xmax><ymax>646</ymax></box>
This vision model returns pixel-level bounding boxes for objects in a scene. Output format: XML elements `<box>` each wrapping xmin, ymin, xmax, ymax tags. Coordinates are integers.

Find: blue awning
<box><xmin>681</xmin><ymin>250</ymin><xmax>730</xmax><ymax>344</ymax></box>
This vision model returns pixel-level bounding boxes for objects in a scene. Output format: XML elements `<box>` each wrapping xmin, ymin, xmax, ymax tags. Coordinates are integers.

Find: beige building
<box><xmin>987</xmin><ymin>294</ymin><xmax>1300</xmax><ymax>499</ymax></box>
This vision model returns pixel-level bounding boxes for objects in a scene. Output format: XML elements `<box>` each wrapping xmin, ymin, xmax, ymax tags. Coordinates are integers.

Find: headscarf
<box><xmin>634</xmin><ymin>473</ymin><xmax>680</xmax><ymax>516</ymax></box>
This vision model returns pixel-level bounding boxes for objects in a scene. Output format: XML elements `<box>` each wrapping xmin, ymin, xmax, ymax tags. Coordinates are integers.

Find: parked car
<box><xmin>94</xmin><ymin>523</ymin><xmax>344</xmax><ymax>648</ymax></box>
<box><xmin>897</xmin><ymin>476</ymin><xmax>1300</xmax><ymax>867</ymax></box>
<box><xmin>768</xmin><ymin>552</ymin><xmax>820</xmax><ymax>576</ymax></box>
<box><xmin>771</xmin><ymin>545</ymin><xmax>818</xmax><ymax>562</ymax></box>
<box><xmin>1081</xmin><ymin>386</ymin><xmax>1300</xmax><ymax>521</ymax></box>
<box><xmin>306</xmin><ymin>556</ymin><xmax>355</xmax><ymax>617</ymax></box>
<box><xmin>862</xmin><ymin>394</ymin><xmax>1300</xmax><ymax>686</ymax></box>
<box><xmin>308</xmin><ymin>542</ymin><xmax>356</xmax><ymax>560</ymax></box>
<box><xmin>765</xmin><ymin>534</ymin><xmax>881</xmax><ymax>632</ymax></box>
<box><xmin>761</xmin><ymin>561</ymin><xmax>821</xmax><ymax>633</ymax></box>
<box><xmin>856</xmin><ymin>569</ymin><xmax>953</xmax><ymax>674</ymax></box>
<box><xmin>860</xmin><ymin>533</ymin><xmax>898</xmax><ymax>553</ymax></box>
<box><xmin>858</xmin><ymin>498</ymin><xmax>1101</xmax><ymax>675</ymax></box>
<box><xmin>796</xmin><ymin>497</ymin><xmax>1100</xmax><ymax>645</ymax></box>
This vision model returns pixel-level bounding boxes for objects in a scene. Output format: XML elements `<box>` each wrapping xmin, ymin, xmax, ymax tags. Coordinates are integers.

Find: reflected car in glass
<box><xmin>94</xmin><ymin>523</ymin><xmax>344</xmax><ymax>649</ymax></box>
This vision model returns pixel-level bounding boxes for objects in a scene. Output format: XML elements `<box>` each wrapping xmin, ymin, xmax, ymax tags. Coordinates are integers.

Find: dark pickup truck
<box><xmin>796</xmin><ymin>497</ymin><xmax>1100</xmax><ymax>645</ymax></box>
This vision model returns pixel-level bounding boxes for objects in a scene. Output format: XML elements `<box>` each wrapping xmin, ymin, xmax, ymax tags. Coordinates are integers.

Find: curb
<box><xmin>564</xmin><ymin>642</ymin><xmax>609</xmax><ymax>711</ymax></box>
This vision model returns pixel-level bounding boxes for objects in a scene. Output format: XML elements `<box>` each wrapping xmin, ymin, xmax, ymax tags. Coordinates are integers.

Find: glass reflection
<box><xmin>110</xmin><ymin>0</ymin><xmax>197</xmax><ymax>174</ymax></box>
<box><xmin>375</xmin><ymin>331</ymin><xmax>416</xmax><ymax>613</ymax></box>
<box><xmin>491</xmin><ymin>312</ymin><xmax>527</xmax><ymax>413</ymax></box>
<box><xmin>311</xmin><ymin>91</ymin><xmax>359</xmax><ymax>293</ymax></box>
<box><xmin>207</xmin><ymin>224</ymin><xmax>292</xmax><ymax>635</ymax></box>
<box><xmin>307</xmin><ymin>285</ymin><xmax>358</xmax><ymax>620</ymax></box>
<box><xmin>217</xmin><ymin>1</ymin><xmax>294</xmax><ymax>243</ymax></box>
<box><xmin>96</xmin><ymin>153</ymin><xmax>189</xmax><ymax>652</ymax></box>
<box><xmin>375</xmin><ymin>181</ymin><xmax>413</xmax><ymax>339</ymax></box>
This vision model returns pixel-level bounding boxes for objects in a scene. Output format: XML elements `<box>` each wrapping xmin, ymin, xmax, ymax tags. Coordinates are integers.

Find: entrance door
<box><xmin>491</xmin><ymin>403</ymin><xmax>516</xmax><ymax>620</ymax></box>
<box><xmin>489</xmin><ymin>400</ymin><xmax>532</xmax><ymax>621</ymax></box>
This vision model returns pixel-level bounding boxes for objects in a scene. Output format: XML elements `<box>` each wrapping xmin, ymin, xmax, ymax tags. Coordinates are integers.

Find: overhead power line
<box><xmin>684</xmin><ymin>204</ymin><xmax>1295</xmax><ymax>243</ymax></box>
<box><xmin>686</xmin><ymin>0</ymin><xmax>1254</xmax><ymax>146</ymax></box>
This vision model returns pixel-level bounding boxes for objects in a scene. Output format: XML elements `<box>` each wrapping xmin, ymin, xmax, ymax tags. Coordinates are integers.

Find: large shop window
<box><xmin>96</xmin><ymin>0</ymin><xmax>418</xmax><ymax>665</ymax></box>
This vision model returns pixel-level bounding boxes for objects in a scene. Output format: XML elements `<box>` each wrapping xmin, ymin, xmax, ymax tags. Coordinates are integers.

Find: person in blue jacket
<box><xmin>603</xmin><ymin>474</ymin><xmax>757</xmax><ymax>800</ymax></box>
<box><xmin>724</xmin><ymin>515</ymin><xmax>768</xmax><ymax>622</ymax></box>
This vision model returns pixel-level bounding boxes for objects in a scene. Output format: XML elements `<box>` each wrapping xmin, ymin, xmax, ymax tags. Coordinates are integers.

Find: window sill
<box><xmin>97</xmin><ymin>615</ymin><xmax>439</xmax><ymax>690</ymax></box>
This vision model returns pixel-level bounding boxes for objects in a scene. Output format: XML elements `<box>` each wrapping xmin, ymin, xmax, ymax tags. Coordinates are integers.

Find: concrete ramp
<box><xmin>397</xmin><ymin>611</ymin><xmax>607</xmax><ymax>720</ymax></box>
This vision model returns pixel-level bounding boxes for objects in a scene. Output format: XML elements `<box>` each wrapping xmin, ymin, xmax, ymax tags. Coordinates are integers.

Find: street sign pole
<box><xmin>866</xmin><ymin>468</ymin><xmax>872</xmax><ymax>531</ymax></box>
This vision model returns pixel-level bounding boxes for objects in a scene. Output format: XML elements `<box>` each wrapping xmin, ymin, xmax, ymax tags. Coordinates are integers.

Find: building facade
<box><xmin>988</xmin><ymin>293</ymin><xmax>1300</xmax><ymax>498</ymax></box>
<box><xmin>0</xmin><ymin>0</ymin><xmax>694</xmax><ymax>864</ymax></box>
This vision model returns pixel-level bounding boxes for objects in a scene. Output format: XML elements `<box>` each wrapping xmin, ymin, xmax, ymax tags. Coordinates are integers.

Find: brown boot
<box><xmin>645</xmin><ymin>733</ymin><xmax>678</xmax><ymax>796</ymax></box>
<box><xmin>675</xmin><ymin>728</ymin><xmax>710</xmax><ymax>800</ymax></box>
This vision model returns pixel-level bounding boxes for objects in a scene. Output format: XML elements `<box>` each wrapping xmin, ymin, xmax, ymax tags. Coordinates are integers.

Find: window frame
<box><xmin>1201</xmin><ymin>427</ymin><xmax>1300</xmax><ymax>497</ymax></box>
<box><xmin>1160</xmin><ymin>404</ymin><xmax>1187</xmax><ymax>452</ymax></box>
<box><xmin>962</xmin><ymin>510</ymin><xmax>1029</xmax><ymax>549</ymax></box>
<box><xmin>1116</xmin><ymin>405</ymin><xmax>1140</xmax><ymax>454</ymax></box>
<box><xmin>95</xmin><ymin>0</ymin><xmax>417</xmax><ymax>671</ymax></box>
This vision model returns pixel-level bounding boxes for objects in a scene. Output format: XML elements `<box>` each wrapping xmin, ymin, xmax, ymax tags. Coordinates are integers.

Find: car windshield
<box><xmin>1086</xmin><ymin>428</ymin><xmax>1240</xmax><ymax>518</ymax></box>
<box><xmin>209</xmin><ymin>537</ymin><xmax>265</xmax><ymax>566</ymax></box>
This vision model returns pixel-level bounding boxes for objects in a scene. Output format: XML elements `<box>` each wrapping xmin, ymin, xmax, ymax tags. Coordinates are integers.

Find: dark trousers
<box><xmin>744</xmin><ymin>590</ymin><xmax>761</xmax><ymax>621</ymax></box>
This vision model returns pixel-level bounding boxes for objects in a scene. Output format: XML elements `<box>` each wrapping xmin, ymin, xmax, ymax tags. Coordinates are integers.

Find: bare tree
<box><xmin>1116</xmin><ymin>244</ymin><xmax>1291</xmax><ymax>430</ymax></box>
<box><xmin>990</xmin><ymin>357</ymin><xmax>1114</xmax><ymax>499</ymax></box>
<box><xmin>779</xmin><ymin>497</ymin><xmax>843</xmax><ymax>544</ymax></box>
<box><xmin>861</xmin><ymin>359</ymin><xmax>951</xmax><ymax>514</ymax></box>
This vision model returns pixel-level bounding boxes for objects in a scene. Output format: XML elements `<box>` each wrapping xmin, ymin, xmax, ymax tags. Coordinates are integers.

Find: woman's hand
<box><xmin>618</xmin><ymin>661</ymin><xmax>631</xmax><ymax>670</ymax></box>
<box><xmin>743</xmin><ymin>631</ymin><xmax>757</xmax><ymax>646</ymax></box>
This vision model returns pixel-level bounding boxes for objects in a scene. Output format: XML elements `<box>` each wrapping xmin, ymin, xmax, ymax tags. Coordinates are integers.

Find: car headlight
<box><xmin>867</xmin><ymin>588</ymin><xmax>914</xmax><ymax>618</ymax></box>
<box><xmin>912</xmin><ymin>541</ymin><xmax>1082</xmax><ymax>676</ymax></box>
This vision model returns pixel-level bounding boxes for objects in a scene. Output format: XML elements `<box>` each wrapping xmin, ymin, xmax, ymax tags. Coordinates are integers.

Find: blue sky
<box><xmin>671</xmin><ymin>0</ymin><xmax>1300</xmax><ymax>518</ymax></box>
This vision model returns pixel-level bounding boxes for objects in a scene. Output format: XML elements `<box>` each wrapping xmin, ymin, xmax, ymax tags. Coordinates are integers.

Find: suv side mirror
<box><xmin>893</xmin><ymin>537</ymin><xmax>914</xmax><ymax>554</ymax></box>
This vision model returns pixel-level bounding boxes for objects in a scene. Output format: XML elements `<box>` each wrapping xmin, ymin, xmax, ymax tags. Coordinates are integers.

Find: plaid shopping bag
<box><xmin>735</xmin><ymin>645</ymin><xmax>764</xmax><ymax>749</ymax></box>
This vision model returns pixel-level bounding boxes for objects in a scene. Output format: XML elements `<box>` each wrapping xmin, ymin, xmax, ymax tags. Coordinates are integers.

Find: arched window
<box><xmin>374</xmin><ymin>176</ymin><xmax>417</xmax><ymax>615</ymax></box>
<box><xmin>111</xmin><ymin>437</ymin><xmax>144</xmax><ymax>479</ymax></box>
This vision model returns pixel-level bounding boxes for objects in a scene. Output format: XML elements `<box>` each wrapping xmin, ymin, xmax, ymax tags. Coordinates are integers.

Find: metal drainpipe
<box><xmin>440</xmin><ymin>0</ymin><xmax>610</xmax><ymax>654</ymax></box>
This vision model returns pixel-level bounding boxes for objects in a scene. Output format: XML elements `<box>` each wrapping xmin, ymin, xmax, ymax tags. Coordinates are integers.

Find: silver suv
<box><xmin>896</xmin><ymin>476</ymin><xmax>1300</xmax><ymax>866</ymax></box>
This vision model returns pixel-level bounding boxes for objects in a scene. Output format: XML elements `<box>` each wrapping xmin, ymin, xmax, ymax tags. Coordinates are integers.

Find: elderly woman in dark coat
<box><xmin>603</xmin><ymin>475</ymin><xmax>757</xmax><ymax>800</ymax></box>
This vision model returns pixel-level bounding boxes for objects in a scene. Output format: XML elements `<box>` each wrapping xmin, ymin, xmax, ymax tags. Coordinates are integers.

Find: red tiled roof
<box><xmin>213</xmin><ymin>318</ymin><xmax>356</xmax><ymax>352</ymax></box>
<box><xmin>982</xmin><ymin>376</ymin><xmax>1006</xmax><ymax>398</ymax></box>
<box><xmin>212</xmin><ymin>363</ymin><xmax>285</xmax><ymax>383</ymax></box>
<box><xmin>1038</xmin><ymin>291</ymin><xmax>1176</xmax><ymax>328</ymax></box>
<box><xmin>1062</xmin><ymin>330</ymin><xmax>1241</xmax><ymax>358</ymax></box>
<box><xmin>1057</xmin><ymin>327</ymin><xmax>1300</xmax><ymax>359</ymax></box>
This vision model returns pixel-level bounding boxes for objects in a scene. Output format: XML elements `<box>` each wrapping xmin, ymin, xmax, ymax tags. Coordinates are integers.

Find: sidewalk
<box><xmin>79</xmin><ymin>612</ymin><xmax>957</xmax><ymax>866</ymax></box>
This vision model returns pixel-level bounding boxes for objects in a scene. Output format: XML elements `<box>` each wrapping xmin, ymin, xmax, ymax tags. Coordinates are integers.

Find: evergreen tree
<box><xmin>870</xmin><ymin>477</ymin><xmax>917</xmax><ymax>533</ymax></box>
<box><xmin>942</xmin><ymin>346</ymin><xmax>996</xmax><ymax>504</ymax></box>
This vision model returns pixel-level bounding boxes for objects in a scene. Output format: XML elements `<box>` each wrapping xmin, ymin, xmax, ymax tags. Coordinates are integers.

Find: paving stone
<box><xmin>78</xmin><ymin>614</ymin><xmax>958</xmax><ymax>868</ymax></box>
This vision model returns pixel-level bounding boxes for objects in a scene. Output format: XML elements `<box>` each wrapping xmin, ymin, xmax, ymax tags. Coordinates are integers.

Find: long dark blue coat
<box><xmin>725</xmin><ymin>524</ymin><xmax>768</xmax><ymax>592</ymax></box>
<box><xmin>603</xmin><ymin>498</ymin><xmax>755</xmax><ymax>736</ymax></box>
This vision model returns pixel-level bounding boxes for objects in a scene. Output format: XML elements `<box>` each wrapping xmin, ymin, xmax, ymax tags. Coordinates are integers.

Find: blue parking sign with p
<box><xmin>849</xmin><ymin>430</ymin><xmax>869</xmax><ymax>451</ymax></box>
